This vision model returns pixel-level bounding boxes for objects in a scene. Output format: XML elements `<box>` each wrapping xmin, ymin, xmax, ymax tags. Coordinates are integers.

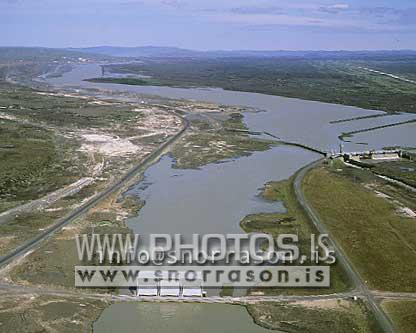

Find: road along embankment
<box><xmin>0</xmin><ymin>177</ymin><xmax>94</xmax><ymax>225</ymax></box>
<box><xmin>293</xmin><ymin>158</ymin><xmax>395</xmax><ymax>333</ymax></box>
<box><xmin>0</xmin><ymin>114</ymin><xmax>189</xmax><ymax>268</ymax></box>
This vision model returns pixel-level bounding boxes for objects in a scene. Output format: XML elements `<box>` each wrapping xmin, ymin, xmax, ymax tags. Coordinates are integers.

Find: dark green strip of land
<box><xmin>102</xmin><ymin>58</ymin><xmax>416</xmax><ymax>114</ymax></box>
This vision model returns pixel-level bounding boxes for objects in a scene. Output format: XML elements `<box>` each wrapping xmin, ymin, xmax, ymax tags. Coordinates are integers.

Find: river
<box><xmin>94</xmin><ymin>303</ymin><xmax>273</xmax><ymax>333</ymax></box>
<box><xmin>46</xmin><ymin>64</ymin><xmax>416</xmax><ymax>332</ymax></box>
<box><xmin>47</xmin><ymin>63</ymin><xmax>416</xmax><ymax>152</ymax></box>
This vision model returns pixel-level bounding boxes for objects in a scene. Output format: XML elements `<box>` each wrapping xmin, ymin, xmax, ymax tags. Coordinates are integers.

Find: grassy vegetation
<box><xmin>302</xmin><ymin>161</ymin><xmax>416</xmax><ymax>292</ymax></box>
<box><xmin>241</xmin><ymin>179</ymin><xmax>309</xmax><ymax>236</ymax></box>
<box><xmin>0</xmin><ymin>80</ymin><xmax>158</xmax><ymax>214</ymax></box>
<box><xmin>372</xmin><ymin>160</ymin><xmax>416</xmax><ymax>188</ymax></box>
<box><xmin>0</xmin><ymin>47</ymin><xmax>114</xmax><ymax>83</ymax></box>
<box><xmin>363</xmin><ymin>60</ymin><xmax>416</xmax><ymax>81</ymax></box>
<box><xmin>9</xmin><ymin>216</ymin><xmax>130</xmax><ymax>289</ymax></box>
<box><xmin>0</xmin><ymin>82</ymin><xmax>139</xmax><ymax>129</ymax></box>
<box><xmin>172</xmin><ymin>113</ymin><xmax>273</xmax><ymax>169</ymax></box>
<box><xmin>247</xmin><ymin>299</ymin><xmax>380</xmax><ymax>332</ymax></box>
<box><xmin>0</xmin><ymin>210</ymin><xmax>70</xmax><ymax>257</ymax></box>
<box><xmin>172</xmin><ymin>132</ymin><xmax>272</xmax><ymax>169</ymax></box>
<box><xmin>382</xmin><ymin>300</ymin><xmax>416</xmax><ymax>333</ymax></box>
<box><xmin>0</xmin><ymin>82</ymin><xmax>102</xmax><ymax>213</ymax></box>
<box><xmin>0</xmin><ymin>80</ymin><xmax>164</xmax><ymax>261</ymax></box>
<box><xmin>219</xmin><ymin>286</ymin><xmax>234</xmax><ymax>297</ymax></box>
<box><xmin>0</xmin><ymin>118</ymin><xmax>86</xmax><ymax>212</ymax></box>
<box><xmin>223</xmin><ymin>112</ymin><xmax>249</xmax><ymax>130</ymax></box>
<box><xmin>85</xmin><ymin>77</ymin><xmax>162</xmax><ymax>86</ymax></box>
<box><xmin>0</xmin><ymin>294</ymin><xmax>108</xmax><ymax>332</ymax></box>
<box><xmin>240</xmin><ymin>177</ymin><xmax>350</xmax><ymax>295</ymax></box>
<box><xmin>0</xmin><ymin>47</ymin><xmax>107</xmax><ymax>62</ymax></box>
<box><xmin>104</xmin><ymin>58</ymin><xmax>416</xmax><ymax>113</ymax></box>
<box><xmin>8</xmin><ymin>189</ymin><xmax>133</xmax><ymax>289</ymax></box>
<box><xmin>120</xmin><ymin>194</ymin><xmax>144</xmax><ymax>214</ymax></box>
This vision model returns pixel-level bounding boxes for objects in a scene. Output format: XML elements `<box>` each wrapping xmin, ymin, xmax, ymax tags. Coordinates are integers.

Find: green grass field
<box><xmin>303</xmin><ymin>162</ymin><xmax>416</xmax><ymax>292</ymax></box>
<box><xmin>0</xmin><ymin>118</ymin><xmax>87</xmax><ymax>212</ymax></box>
<box><xmin>240</xmin><ymin>177</ymin><xmax>350</xmax><ymax>295</ymax></box>
<box><xmin>0</xmin><ymin>82</ymin><xmax>139</xmax><ymax>129</ymax></box>
<box><xmin>382</xmin><ymin>300</ymin><xmax>416</xmax><ymax>333</ymax></box>
<box><xmin>171</xmin><ymin>113</ymin><xmax>272</xmax><ymax>169</ymax></box>
<box><xmin>0</xmin><ymin>294</ymin><xmax>108</xmax><ymax>332</ymax></box>
<box><xmin>102</xmin><ymin>58</ymin><xmax>416</xmax><ymax>113</ymax></box>
<box><xmin>85</xmin><ymin>77</ymin><xmax>162</xmax><ymax>86</ymax></box>
<box><xmin>372</xmin><ymin>160</ymin><xmax>416</xmax><ymax>188</ymax></box>
<box><xmin>247</xmin><ymin>300</ymin><xmax>380</xmax><ymax>332</ymax></box>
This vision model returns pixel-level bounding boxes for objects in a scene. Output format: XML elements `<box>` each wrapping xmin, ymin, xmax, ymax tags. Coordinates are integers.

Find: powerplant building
<box><xmin>136</xmin><ymin>271</ymin><xmax>206</xmax><ymax>297</ymax></box>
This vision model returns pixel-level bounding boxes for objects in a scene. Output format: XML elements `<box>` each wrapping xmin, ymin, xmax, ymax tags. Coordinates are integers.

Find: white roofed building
<box><xmin>159</xmin><ymin>280</ymin><xmax>181</xmax><ymax>297</ymax></box>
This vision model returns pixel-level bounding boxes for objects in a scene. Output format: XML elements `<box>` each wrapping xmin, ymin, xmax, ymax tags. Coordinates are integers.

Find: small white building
<box><xmin>159</xmin><ymin>280</ymin><xmax>181</xmax><ymax>297</ymax></box>
<box><xmin>182</xmin><ymin>280</ymin><xmax>203</xmax><ymax>297</ymax></box>
<box><xmin>182</xmin><ymin>286</ymin><xmax>203</xmax><ymax>297</ymax></box>
<box><xmin>136</xmin><ymin>271</ymin><xmax>206</xmax><ymax>297</ymax></box>
<box><xmin>136</xmin><ymin>278</ymin><xmax>158</xmax><ymax>296</ymax></box>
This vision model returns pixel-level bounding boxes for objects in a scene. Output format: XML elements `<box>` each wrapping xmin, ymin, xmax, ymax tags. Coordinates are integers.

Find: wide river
<box><xmin>47</xmin><ymin>64</ymin><xmax>416</xmax><ymax>332</ymax></box>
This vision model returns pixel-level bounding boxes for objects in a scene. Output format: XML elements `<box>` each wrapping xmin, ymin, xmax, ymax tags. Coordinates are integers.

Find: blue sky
<box><xmin>1</xmin><ymin>0</ymin><xmax>415</xmax><ymax>50</ymax></box>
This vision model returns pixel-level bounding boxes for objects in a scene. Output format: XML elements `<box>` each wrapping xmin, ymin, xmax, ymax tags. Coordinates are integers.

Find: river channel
<box><xmin>46</xmin><ymin>64</ymin><xmax>416</xmax><ymax>332</ymax></box>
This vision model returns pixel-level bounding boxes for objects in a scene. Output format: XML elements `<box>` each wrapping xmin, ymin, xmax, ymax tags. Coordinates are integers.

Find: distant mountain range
<box><xmin>69</xmin><ymin>46</ymin><xmax>202</xmax><ymax>58</ymax></box>
<box><xmin>0</xmin><ymin>46</ymin><xmax>114</xmax><ymax>61</ymax></box>
<box><xmin>68</xmin><ymin>46</ymin><xmax>416</xmax><ymax>59</ymax></box>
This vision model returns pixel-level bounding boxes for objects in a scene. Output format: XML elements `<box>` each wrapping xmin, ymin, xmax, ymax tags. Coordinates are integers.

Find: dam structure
<box><xmin>136</xmin><ymin>271</ymin><xmax>206</xmax><ymax>298</ymax></box>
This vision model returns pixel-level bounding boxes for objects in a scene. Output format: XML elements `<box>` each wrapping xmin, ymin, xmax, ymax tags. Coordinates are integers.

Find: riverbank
<box><xmin>0</xmin><ymin>84</ymin><xmax>287</xmax><ymax>331</ymax></box>
<box><xmin>100</xmin><ymin>58</ymin><xmax>416</xmax><ymax>114</ymax></box>
<box><xmin>247</xmin><ymin>299</ymin><xmax>380</xmax><ymax>332</ymax></box>
<box><xmin>240</xmin><ymin>174</ymin><xmax>350</xmax><ymax>296</ymax></box>
<box><xmin>4</xmin><ymin>60</ymin><xmax>416</xmax><ymax>332</ymax></box>
<box><xmin>0</xmin><ymin>293</ymin><xmax>108</xmax><ymax>332</ymax></box>
<box><xmin>171</xmin><ymin>112</ymin><xmax>274</xmax><ymax>169</ymax></box>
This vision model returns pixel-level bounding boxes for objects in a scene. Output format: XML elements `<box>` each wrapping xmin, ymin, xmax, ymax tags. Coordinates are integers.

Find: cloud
<box><xmin>160</xmin><ymin>0</ymin><xmax>187</xmax><ymax>9</ymax></box>
<box><xmin>211</xmin><ymin>13</ymin><xmax>362</xmax><ymax>29</ymax></box>
<box><xmin>330</xmin><ymin>4</ymin><xmax>349</xmax><ymax>10</ymax></box>
<box><xmin>1</xmin><ymin>0</ymin><xmax>23</xmax><ymax>5</ymax></box>
<box><xmin>119</xmin><ymin>0</ymin><xmax>186</xmax><ymax>9</ymax></box>
<box><xmin>359</xmin><ymin>7</ymin><xmax>400</xmax><ymax>17</ymax></box>
<box><xmin>229</xmin><ymin>6</ymin><xmax>283</xmax><ymax>15</ymax></box>
<box><xmin>358</xmin><ymin>6</ymin><xmax>416</xmax><ymax>26</ymax></box>
<box><xmin>319</xmin><ymin>3</ymin><xmax>350</xmax><ymax>14</ymax></box>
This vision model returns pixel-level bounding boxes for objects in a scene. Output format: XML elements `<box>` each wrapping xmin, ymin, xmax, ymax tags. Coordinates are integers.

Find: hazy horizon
<box><xmin>2</xmin><ymin>45</ymin><xmax>416</xmax><ymax>53</ymax></box>
<box><xmin>2</xmin><ymin>0</ymin><xmax>416</xmax><ymax>51</ymax></box>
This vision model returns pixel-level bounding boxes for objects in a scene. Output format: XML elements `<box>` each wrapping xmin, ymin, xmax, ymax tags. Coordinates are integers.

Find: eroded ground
<box><xmin>0</xmin><ymin>82</ymin><xmax>181</xmax><ymax>255</ymax></box>
<box><xmin>0</xmin><ymin>78</ymin><xmax>281</xmax><ymax>332</ymax></box>
<box><xmin>2</xmin><ymin>54</ymin><xmax>415</xmax><ymax>332</ymax></box>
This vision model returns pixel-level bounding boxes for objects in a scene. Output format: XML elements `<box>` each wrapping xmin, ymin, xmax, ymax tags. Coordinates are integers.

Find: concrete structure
<box><xmin>182</xmin><ymin>280</ymin><xmax>204</xmax><ymax>297</ymax></box>
<box><xmin>343</xmin><ymin>149</ymin><xmax>401</xmax><ymax>162</ymax></box>
<box><xmin>370</xmin><ymin>152</ymin><xmax>400</xmax><ymax>160</ymax></box>
<box><xmin>135</xmin><ymin>271</ymin><xmax>205</xmax><ymax>297</ymax></box>
<box><xmin>159</xmin><ymin>280</ymin><xmax>181</xmax><ymax>297</ymax></box>
<box><xmin>136</xmin><ymin>278</ymin><xmax>158</xmax><ymax>296</ymax></box>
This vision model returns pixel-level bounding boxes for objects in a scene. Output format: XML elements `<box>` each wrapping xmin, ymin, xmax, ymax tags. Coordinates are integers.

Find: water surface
<box><xmin>94</xmin><ymin>303</ymin><xmax>273</xmax><ymax>333</ymax></box>
<box><xmin>126</xmin><ymin>147</ymin><xmax>316</xmax><ymax>236</ymax></box>
<box><xmin>48</xmin><ymin>63</ymin><xmax>416</xmax><ymax>152</ymax></box>
<box><xmin>46</xmin><ymin>64</ymin><xmax>416</xmax><ymax>333</ymax></box>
